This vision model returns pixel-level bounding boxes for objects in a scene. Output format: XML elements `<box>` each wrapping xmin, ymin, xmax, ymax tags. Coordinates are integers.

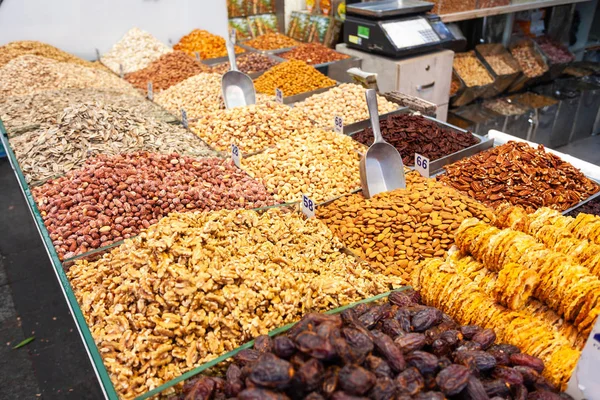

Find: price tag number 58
<box><xmin>231</xmin><ymin>144</ymin><xmax>241</xmax><ymax>168</ymax></box>
<box><xmin>415</xmin><ymin>153</ymin><xmax>430</xmax><ymax>178</ymax></box>
<box><xmin>302</xmin><ymin>194</ymin><xmax>315</xmax><ymax>218</ymax></box>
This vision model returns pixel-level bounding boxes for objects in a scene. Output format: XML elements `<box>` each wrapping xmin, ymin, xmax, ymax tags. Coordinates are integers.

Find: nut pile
<box><xmin>279</xmin><ymin>42</ymin><xmax>350</xmax><ymax>65</ymax></box>
<box><xmin>438</xmin><ymin>141</ymin><xmax>600</xmax><ymax>212</ymax></box>
<box><xmin>180</xmin><ymin>290</ymin><xmax>568</xmax><ymax>400</ymax></box>
<box><xmin>511</xmin><ymin>44</ymin><xmax>548</xmax><ymax>78</ymax></box>
<box><xmin>210</xmin><ymin>52</ymin><xmax>279</xmax><ymax>74</ymax></box>
<box><xmin>0</xmin><ymin>40</ymin><xmax>106</xmax><ymax>70</ymax></box>
<box><xmin>124</xmin><ymin>51</ymin><xmax>212</xmax><ymax>92</ymax></box>
<box><xmin>318</xmin><ymin>173</ymin><xmax>494</xmax><ymax>280</ymax></box>
<box><xmin>100</xmin><ymin>27</ymin><xmax>172</xmax><ymax>74</ymax></box>
<box><xmin>242</xmin><ymin>129</ymin><xmax>364</xmax><ymax>203</ymax></box>
<box><xmin>535</xmin><ymin>36</ymin><xmax>574</xmax><ymax>64</ymax></box>
<box><xmin>485</xmin><ymin>54</ymin><xmax>518</xmax><ymax>75</ymax></box>
<box><xmin>154</xmin><ymin>73</ymin><xmax>222</xmax><ymax>118</ymax></box>
<box><xmin>510</xmin><ymin>92</ymin><xmax>558</xmax><ymax>109</ymax></box>
<box><xmin>453</xmin><ymin>52</ymin><xmax>494</xmax><ymax>87</ymax></box>
<box><xmin>34</xmin><ymin>153</ymin><xmax>274</xmax><ymax>260</ymax></box>
<box><xmin>244</xmin><ymin>32</ymin><xmax>300</xmax><ymax>51</ymax></box>
<box><xmin>450</xmin><ymin>75</ymin><xmax>461</xmax><ymax>96</ymax></box>
<box><xmin>291</xmin><ymin>83</ymin><xmax>398</xmax><ymax>127</ymax></box>
<box><xmin>0</xmin><ymin>55</ymin><xmax>139</xmax><ymax>98</ymax></box>
<box><xmin>566</xmin><ymin>197</ymin><xmax>600</xmax><ymax>218</ymax></box>
<box><xmin>174</xmin><ymin>29</ymin><xmax>243</xmax><ymax>60</ymax></box>
<box><xmin>9</xmin><ymin>103</ymin><xmax>216</xmax><ymax>185</ymax></box>
<box><xmin>67</xmin><ymin>208</ymin><xmax>403</xmax><ymax>399</ymax></box>
<box><xmin>254</xmin><ymin>60</ymin><xmax>336</xmax><ymax>97</ymax></box>
<box><xmin>483</xmin><ymin>98</ymin><xmax>529</xmax><ymax>116</ymax></box>
<box><xmin>191</xmin><ymin>101</ymin><xmax>314</xmax><ymax>153</ymax></box>
<box><xmin>351</xmin><ymin>114</ymin><xmax>479</xmax><ymax>166</ymax></box>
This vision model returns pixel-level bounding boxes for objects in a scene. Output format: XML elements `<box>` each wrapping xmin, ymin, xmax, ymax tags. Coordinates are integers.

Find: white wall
<box><xmin>0</xmin><ymin>0</ymin><xmax>228</xmax><ymax>61</ymax></box>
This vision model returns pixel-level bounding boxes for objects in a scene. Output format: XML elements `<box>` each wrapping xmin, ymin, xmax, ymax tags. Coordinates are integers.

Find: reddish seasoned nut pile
<box><xmin>244</xmin><ymin>33</ymin><xmax>300</xmax><ymax>51</ymax></box>
<box><xmin>33</xmin><ymin>152</ymin><xmax>275</xmax><ymax>260</ymax></box>
<box><xmin>210</xmin><ymin>52</ymin><xmax>279</xmax><ymax>74</ymax></box>
<box><xmin>535</xmin><ymin>36</ymin><xmax>574</xmax><ymax>64</ymax></box>
<box><xmin>279</xmin><ymin>43</ymin><xmax>350</xmax><ymax>65</ymax></box>
<box><xmin>510</xmin><ymin>44</ymin><xmax>548</xmax><ymax>78</ymax></box>
<box><xmin>438</xmin><ymin>141</ymin><xmax>600</xmax><ymax>212</ymax></box>
<box><xmin>124</xmin><ymin>51</ymin><xmax>213</xmax><ymax>92</ymax></box>
<box><xmin>352</xmin><ymin>114</ymin><xmax>479</xmax><ymax>166</ymax></box>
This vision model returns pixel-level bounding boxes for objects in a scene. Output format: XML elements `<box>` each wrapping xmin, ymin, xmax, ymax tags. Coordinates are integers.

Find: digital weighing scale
<box><xmin>344</xmin><ymin>0</ymin><xmax>457</xmax><ymax>58</ymax></box>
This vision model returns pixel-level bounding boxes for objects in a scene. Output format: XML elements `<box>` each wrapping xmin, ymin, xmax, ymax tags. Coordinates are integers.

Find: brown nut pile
<box><xmin>0</xmin><ymin>55</ymin><xmax>139</xmax><ymax>98</ymax></box>
<box><xmin>34</xmin><ymin>152</ymin><xmax>275</xmax><ymax>260</ymax></box>
<box><xmin>124</xmin><ymin>51</ymin><xmax>213</xmax><ymax>92</ymax></box>
<box><xmin>67</xmin><ymin>208</ymin><xmax>403</xmax><ymax>399</ymax></box>
<box><xmin>154</xmin><ymin>73</ymin><xmax>222</xmax><ymax>118</ymax></box>
<box><xmin>291</xmin><ymin>83</ymin><xmax>398</xmax><ymax>127</ymax></box>
<box><xmin>510</xmin><ymin>92</ymin><xmax>558</xmax><ymax>109</ymax></box>
<box><xmin>453</xmin><ymin>52</ymin><xmax>494</xmax><ymax>87</ymax></box>
<box><xmin>0</xmin><ymin>40</ymin><xmax>106</xmax><ymax>70</ymax></box>
<box><xmin>174</xmin><ymin>29</ymin><xmax>243</xmax><ymax>59</ymax></box>
<box><xmin>279</xmin><ymin>42</ymin><xmax>350</xmax><ymax>65</ymax></box>
<box><xmin>9</xmin><ymin>103</ymin><xmax>216</xmax><ymax>185</ymax></box>
<box><xmin>317</xmin><ymin>172</ymin><xmax>494</xmax><ymax>280</ymax></box>
<box><xmin>242</xmin><ymin>128</ymin><xmax>364</xmax><ymax>203</ymax></box>
<box><xmin>483</xmin><ymin>98</ymin><xmax>529</xmax><ymax>116</ymax></box>
<box><xmin>210</xmin><ymin>52</ymin><xmax>279</xmax><ymax>74</ymax></box>
<box><xmin>438</xmin><ymin>141</ymin><xmax>600</xmax><ymax>212</ymax></box>
<box><xmin>511</xmin><ymin>44</ymin><xmax>548</xmax><ymax>78</ymax></box>
<box><xmin>244</xmin><ymin>32</ymin><xmax>300</xmax><ymax>51</ymax></box>
<box><xmin>254</xmin><ymin>60</ymin><xmax>336</xmax><ymax>97</ymax></box>
<box><xmin>485</xmin><ymin>54</ymin><xmax>517</xmax><ymax>75</ymax></box>
<box><xmin>191</xmin><ymin>101</ymin><xmax>314</xmax><ymax>153</ymax></box>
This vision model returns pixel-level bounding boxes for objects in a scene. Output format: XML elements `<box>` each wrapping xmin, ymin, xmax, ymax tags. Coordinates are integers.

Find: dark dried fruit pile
<box><xmin>352</xmin><ymin>114</ymin><xmax>479</xmax><ymax>166</ymax></box>
<box><xmin>211</xmin><ymin>52</ymin><xmax>279</xmax><ymax>75</ymax></box>
<box><xmin>566</xmin><ymin>196</ymin><xmax>600</xmax><ymax>218</ymax></box>
<box><xmin>177</xmin><ymin>290</ymin><xmax>568</xmax><ymax>400</ymax></box>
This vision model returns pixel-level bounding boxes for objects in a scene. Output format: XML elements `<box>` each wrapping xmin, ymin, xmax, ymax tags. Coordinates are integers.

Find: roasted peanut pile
<box><xmin>34</xmin><ymin>153</ymin><xmax>274</xmax><ymax>260</ymax></box>
<box><xmin>124</xmin><ymin>51</ymin><xmax>212</xmax><ymax>92</ymax></box>
<box><xmin>244</xmin><ymin>32</ymin><xmax>300</xmax><ymax>50</ymax></box>
<box><xmin>210</xmin><ymin>52</ymin><xmax>279</xmax><ymax>74</ymax></box>
<box><xmin>279</xmin><ymin>42</ymin><xmax>350</xmax><ymax>65</ymax></box>
<box><xmin>511</xmin><ymin>44</ymin><xmax>548</xmax><ymax>78</ymax></box>
<box><xmin>0</xmin><ymin>88</ymin><xmax>177</xmax><ymax>135</ymax></box>
<box><xmin>153</xmin><ymin>73</ymin><xmax>222</xmax><ymax>118</ymax></box>
<box><xmin>0</xmin><ymin>40</ymin><xmax>106</xmax><ymax>70</ymax></box>
<box><xmin>243</xmin><ymin>128</ymin><xmax>363</xmax><ymax>203</ymax></box>
<box><xmin>9</xmin><ymin>103</ymin><xmax>216</xmax><ymax>185</ymax></box>
<box><xmin>174</xmin><ymin>29</ymin><xmax>243</xmax><ymax>59</ymax></box>
<box><xmin>485</xmin><ymin>54</ymin><xmax>517</xmax><ymax>75</ymax></box>
<box><xmin>254</xmin><ymin>60</ymin><xmax>336</xmax><ymax>97</ymax></box>
<box><xmin>291</xmin><ymin>83</ymin><xmax>398</xmax><ymax>127</ymax></box>
<box><xmin>453</xmin><ymin>52</ymin><xmax>494</xmax><ymax>87</ymax></box>
<box><xmin>0</xmin><ymin>55</ymin><xmax>139</xmax><ymax>98</ymax></box>
<box><xmin>191</xmin><ymin>101</ymin><xmax>314</xmax><ymax>153</ymax></box>
<box><xmin>100</xmin><ymin>27</ymin><xmax>172</xmax><ymax>74</ymax></box>
<box><xmin>483</xmin><ymin>98</ymin><xmax>529</xmax><ymax>116</ymax></box>
<box><xmin>67</xmin><ymin>208</ymin><xmax>403</xmax><ymax>399</ymax></box>
<box><xmin>318</xmin><ymin>173</ymin><xmax>495</xmax><ymax>280</ymax></box>
<box><xmin>438</xmin><ymin>141</ymin><xmax>600</xmax><ymax>212</ymax></box>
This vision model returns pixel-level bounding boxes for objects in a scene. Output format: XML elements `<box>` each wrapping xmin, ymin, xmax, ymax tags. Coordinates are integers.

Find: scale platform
<box><xmin>344</xmin><ymin>0</ymin><xmax>456</xmax><ymax>58</ymax></box>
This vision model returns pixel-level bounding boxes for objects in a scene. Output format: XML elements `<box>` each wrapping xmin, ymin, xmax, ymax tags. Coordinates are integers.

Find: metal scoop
<box><xmin>359</xmin><ymin>89</ymin><xmax>406</xmax><ymax>198</ymax></box>
<box><xmin>222</xmin><ymin>30</ymin><xmax>256</xmax><ymax>109</ymax></box>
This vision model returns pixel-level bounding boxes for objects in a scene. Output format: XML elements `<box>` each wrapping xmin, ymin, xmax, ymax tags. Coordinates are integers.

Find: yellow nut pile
<box><xmin>154</xmin><ymin>73</ymin><xmax>223</xmax><ymax>118</ymax></box>
<box><xmin>317</xmin><ymin>173</ymin><xmax>494</xmax><ymax>280</ymax></box>
<box><xmin>453</xmin><ymin>51</ymin><xmax>494</xmax><ymax>87</ymax></box>
<box><xmin>292</xmin><ymin>83</ymin><xmax>399</xmax><ymax>128</ymax></box>
<box><xmin>67</xmin><ymin>208</ymin><xmax>403</xmax><ymax>399</ymax></box>
<box><xmin>191</xmin><ymin>101</ymin><xmax>314</xmax><ymax>153</ymax></box>
<box><xmin>243</xmin><ymin>128</ymin><xmax>364</xmax><ymax>203</ymax></box>
<box><xmin>254</xmin><ymin>60</ymin><xmax>336</xmax><ymax>97</ymax></box>
<box><xmin>174</xmin><ymin>29</ymin><xmax>244</xmax><ymax>60</ymax></box>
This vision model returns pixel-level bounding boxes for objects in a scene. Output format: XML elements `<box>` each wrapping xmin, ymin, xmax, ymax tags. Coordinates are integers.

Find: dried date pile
<box><xmin>179</xmin><ymin>290</ymin><xmax>568</xmax><ymax>400</ymax></box>
<box><xmin>566</xmin><ymin>197</ymin><xmax>600</xmax><ymax>218</ymax></box>
<box><xmin>438</xmin><ymin>141</ymin><xmax>600</xmax><ymax>212</ymax></box>
<box><xmin>352</xmin><ymin>114</ymin><xmax>479</xmax><ymax>166</ymax></box>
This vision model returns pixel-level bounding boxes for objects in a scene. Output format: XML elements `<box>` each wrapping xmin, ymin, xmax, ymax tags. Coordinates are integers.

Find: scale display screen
<box><xmin>381</xmin><ymin>17</ymin><xmax>440</xmax><ymax>50</ymax></box>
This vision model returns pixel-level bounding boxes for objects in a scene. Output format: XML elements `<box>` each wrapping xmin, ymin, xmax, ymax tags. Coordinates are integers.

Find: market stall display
<box><xmin>278</xmin><ymin>42</ymin><xmax>350</xmax><ymax>65</ymax></box>
<box><xmin>242</xmin><ymin>32</ymin><xmax>300</xmax><ymax>51</ymax></box>
<box><xmin>0</xmin><ymin>40</ymin><xmax>108</xmax><ymax>70</ymax></box>
<box><xmin>209</xmin><ymin>52</ymin><xmax>279</xmax><ymax>75</ymax></box>
<box><xmin>66</xmin><ymin>208</ymin><xmax>403</xmax><ymax>399</ymax></box>
<box><xmin>254</xmin><ymin>60</ymin><xmax>336</xmax><ymax>97</ymax></box>
<box><xmin>100</xmin><ymin>27</ymin><xmax>172</xmax><ymax>74</ymax></box>
<box><xmin>174</xmin><ymin>29</ymin><xmax>244</xmax><ymax>60</ymax></box>
<box><xmin>438</xmin><ymin>141</ymin><xmax>600</xmax><ymax>212</ymax></box>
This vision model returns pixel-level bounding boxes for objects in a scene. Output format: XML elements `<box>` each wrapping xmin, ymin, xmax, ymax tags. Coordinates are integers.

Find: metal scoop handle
<box><xmin>365</xmin><ymin>89</ymin><xmax>384</xmax><ymax>144</ymax></box>
<box><xmin>227</xmin><ymin>29</ymin><xmax>238</xmax><ymax>72</ymax></box>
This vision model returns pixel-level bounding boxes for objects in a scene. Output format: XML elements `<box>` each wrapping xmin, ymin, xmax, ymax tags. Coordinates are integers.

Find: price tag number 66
<box><xmin>415</xmin><ymin>153</ymin><xmax>430</xmax><ymax>178</ymax></box>
<box><xmin>302</xmin><ymin>194</ymin><xmax>315</xmax><ymax>218</ymax></box>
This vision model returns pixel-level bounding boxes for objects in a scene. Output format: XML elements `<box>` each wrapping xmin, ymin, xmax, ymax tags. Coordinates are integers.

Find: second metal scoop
<box><xmin>222</xmin><ymin>30</ymin><xmax>256</xmax><ymax>109</ymax></box>
<box><xmin>359</xmin><ymin>89</ymin><xmax>406</xmax><ymax>198</ymax></box>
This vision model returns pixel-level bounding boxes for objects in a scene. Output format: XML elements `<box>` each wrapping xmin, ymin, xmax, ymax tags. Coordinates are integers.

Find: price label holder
<box><xmin>334</xmin><ymin>116</ymin><xmax>343</xmax><ymax>134</ymax></box>
<box><xmin>275</xmin><ymin>88</ymin><xmax>284</xmax><ymax>104</ymax></box>
<box><xmin>119</xmin><ymin>64</ymin><xmax>124</xmax><ymax>79</ymax></box>
<box><xmin>301</xmin><ymin>194</ymin><xmax>316</xmax><ymax>218</ymax></box>
<box><xmin>231</xmin><ymin>143</ymin><xmax>241</xmax><ymax>168</ymax></box>
<box><xmin>570</xmin><ymin>317</ymin><xmax>600</xmax><ymax>398</ymax></box>
<box><xmin>181</xmin><ymin>109</ymin><xmax>188</xmax><ymax>129</ymax></box>
<box><xmin>147</xmin><ymin>81</ymin><xmax>153</xmax><ymax>101</ymax></box>
<box><xmin>415</xmin><ymin>153</ymin><xmax>430</xmax><ymax>178</ymax></box>
<box><xmin>95</xmin><ymin>48</ymin><xmax>101</xmax><ymax>61</ymax></box>
<box><xmin>195</xmin><ymin>52</ymin><xmax>201</xmax><ymax>62</ymax></box>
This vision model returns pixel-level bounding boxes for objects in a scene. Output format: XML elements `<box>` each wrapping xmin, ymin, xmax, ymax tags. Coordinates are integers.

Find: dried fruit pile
<box><xmin>242</xmin><ymin>129</ymin><xmax>364</xmax><ymax>203</ymax></box>
<box><xmin>0</xmin><ymin>40</ymin><xmax>106</xmax><ymax>70</ymax></box>
<box><xmin>453</xmin><ymin>52</ymin><xmax>494</xmax><ymax>87</ymax></box>
<box><xmin>535</xmin><ymin>36</ymin><xmax>575</xmax><ymax>64</ymax></box>
<box><xmin>244</xmin><ymin>32</ymin><xmax>300</xmax><ymax>51</ymax></box>
<box><xmin>9</xmin><ymin>103</ymin><xmax>215</xmax><ymax>185</ymax></box>
<box><xmin>254</xmin><ymin>60</ymin><xmax>336</xmax><ymax>97</ymax></box>
<box><xmin>317</xmin><ymin>173</ymin><xmax>494</xmax><ymax>280</ymax></box>
<box><xmin>279</xmin><ymin>42</ymin><xmax>350</xmax><ymax>65</ymax></box>
<box><xmin>34</xmin><ymin>153</ymin><xmax>275</xmax><ymax>260</ymax></box>
<box><xmin>291</xmin><ymin>83</ymin><xmax>398</xmax><ymax>127</ymax></box>
<box><xmin>566</xmin><ymin>197</ymin><xmax>600</xmax><ymax>218</ymax></box>
<box><xmin>351</xmin><ymin>114</ymin><xmax>479</xmax><ymax>166</ymax></box>
<box><xmin>438</xmin><ymin>141</ymin><xmax>600</xmax><ymax>212</ymax></box>
<box><xmin>179</xmin><ymin>290</ymin><xmax>568</xmax><ymax>400</ymax></box>
<box><xmin>100</xmin><ymin>27</ymin><xmax>172</xmax><ymax>74</ymax></box>
<box><xmin>210</xmin><ymin>52</ymin><xmax>279</xmax><ymax>74</ymax></box>
<box><xmin>67</xmin><ymin>208</ymin><xmax>403</xmax><ymax>399</ymax></box>
<box><xmin>174</xmin><ymin>29</ymin><xmax>243</xmax><ymax>59</ymax></box>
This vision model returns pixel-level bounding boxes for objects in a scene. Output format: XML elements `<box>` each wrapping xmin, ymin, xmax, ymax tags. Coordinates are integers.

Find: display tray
<box><xmin>475</xmin><ymin>43</ymin><xmax>522</xmax><ymax>98</ymax></box>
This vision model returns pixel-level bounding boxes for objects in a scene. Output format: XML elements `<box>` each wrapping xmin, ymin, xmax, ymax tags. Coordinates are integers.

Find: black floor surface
<box><xmin>0</xmin><ymin>158</ymin><xmax>103</xmax><ymax>399</ymax></box>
